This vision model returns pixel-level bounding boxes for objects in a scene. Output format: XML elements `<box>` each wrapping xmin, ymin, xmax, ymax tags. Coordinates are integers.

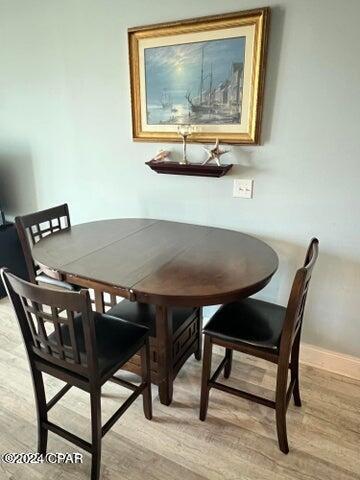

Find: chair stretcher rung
<box><xmin>210</xmin><ymin>357</ymin><xmax>227</xmax><ymax>384</ymax></box>
<box><xmin>101</xmin><ymin>383</ymin><xmax>146</xmax><ymax>437</ymax></box>
<box><xmin>43</xmin><ymin>420</ymin><xmax>92</xmax><ymax>453</ymax></box>
<box><xmin>209</xmin><ymin>381</ymin><xmax>275</xmax><ymax>409</ymax></box>
<box><xmin>109</xmin><ymin>376</ymin><xmax>138</xmax><ymax>391</ymax></box>
<box><xmin>46</xmin><ymin>384</ymin><xmax>72</xmax><ymax>411</ymax></box>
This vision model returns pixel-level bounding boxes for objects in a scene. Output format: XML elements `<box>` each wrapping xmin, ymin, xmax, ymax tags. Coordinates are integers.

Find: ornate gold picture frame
<box><xmin>128</xmin><ymin>8</ymin><xmax>270</xmax><ymax>145</ymax></box>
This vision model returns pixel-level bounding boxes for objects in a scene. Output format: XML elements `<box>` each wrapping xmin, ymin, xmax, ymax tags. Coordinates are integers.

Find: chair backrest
<box><xmin>280</xmin><ymin>238</ymin><xmax>319</xmax><ymax>355</ymax></box>
<box><xmin>15</xmin><ymin>204</ymin><xmax>71</xmax><ymax>283</ymax></box>
<box><xmin>1</xmin><ymin>268</ymin><xmax>98</xmax><ymax>378</ymax></box>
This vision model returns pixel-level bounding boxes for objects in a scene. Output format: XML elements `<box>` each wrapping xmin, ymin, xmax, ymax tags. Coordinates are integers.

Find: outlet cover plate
<box><xmin>233</xmin><ymin>179</ymin><xmax>254</xmax><ymax>198</ymax></box>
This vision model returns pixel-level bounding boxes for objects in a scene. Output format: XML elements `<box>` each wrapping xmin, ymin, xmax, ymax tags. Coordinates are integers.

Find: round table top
<box><xmin>32</xmin><ymin>219</ymin><xmax>279</xmax><ymax>307</ymax></box>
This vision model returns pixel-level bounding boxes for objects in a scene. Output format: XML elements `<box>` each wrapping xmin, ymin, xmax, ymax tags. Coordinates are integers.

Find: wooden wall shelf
<box><xmin>146</xmin><ymin>160</ymin><xmax>233</xmax><ymax>178</ymax></box>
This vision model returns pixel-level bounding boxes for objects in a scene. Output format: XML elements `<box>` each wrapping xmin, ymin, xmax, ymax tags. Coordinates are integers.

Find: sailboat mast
<box><xmin>209</xmin><ymin>63</ymin><xmax>213</xmax><ymax>107</ymax></box>
<box><xmin>199</xmin><ymin>46</ymin><xmax>204</xmax><ymax>105</ymax></box>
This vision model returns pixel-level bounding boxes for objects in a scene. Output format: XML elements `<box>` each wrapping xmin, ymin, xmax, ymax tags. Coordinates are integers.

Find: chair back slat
<box><xmin>279</xmin><ymin>238</ymin><xmax>319</xmax><ymax>356</ymax></box>
<box><xmin>1</xmin><ymin>269</ymin><xmax>98</xmax><ymax>378</ymax></box>
<box><xmin>15</xmin><ymin>204</ymin><xmax>71</xmax><ymax>283</ymax></box>
<box><xmin>21</xmin><ymin>299</ymin><xmax>41</xmax><ymax>349</ymax></box>
<box><xmin>51</xmin><ymin>306</ymin><xmax>65</xmax><ymax>361</ymax></box>
<box><xmin>66</xmin><ymin>309</ymin><xmax>81</xmax><ymax>364</ymax></box>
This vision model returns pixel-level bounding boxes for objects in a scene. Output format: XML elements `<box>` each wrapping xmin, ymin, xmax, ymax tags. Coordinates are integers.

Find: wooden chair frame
<box><xmin>15</xmin><ymin>204</ymin><xmax>71</xmax><ymax>284</ymax></box>
<box><xmin>15</xmin><ymin>204</ymin><xmax>114</xmax><ymax>310</ymax></box>
<box><xmin>199</xmin><ymin>238</ymin><xmax>319</xmax><ymax>454</ymax></box>
<box><xmin>1</xmin><ymin>268</ymin><xmax>152</xmax><ymax>480</ymax></box>
<box><xmin>82</xmin><ymin>287</ymin><xmax>202</xmax><ymax>405</ymax></box>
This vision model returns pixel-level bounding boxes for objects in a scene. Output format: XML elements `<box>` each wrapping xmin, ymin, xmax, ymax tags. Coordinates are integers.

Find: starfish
<box><xmin>202</xmin><ymin>139</ymin><xmax>229</xmax><ymax>166</ymax></box>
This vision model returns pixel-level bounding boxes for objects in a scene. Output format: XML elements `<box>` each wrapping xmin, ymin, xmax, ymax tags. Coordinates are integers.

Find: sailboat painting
<box><xmin>129</xmin><ymin>8</ymin><xmax>270</xmax><ymax>144</ymax></box>
<box><xmin>144</xmin><ymin>37</ymin><xmax>245</xmax><ymax>126</ymax></box>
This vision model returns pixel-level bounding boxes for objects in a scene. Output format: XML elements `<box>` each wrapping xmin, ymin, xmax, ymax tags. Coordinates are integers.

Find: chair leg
<box><xmin>32</xmin><ymin>368</ymin><xmax>48</xmax><ymax>455</ymax></box>
<box><xmin>224</xmin><ymin>348</ymin><xmax>233</xmax><ymax>379</ymax></box>
<box><xmin>275</xmin><ymin>362</ymin><xmax>289</xmax><ymax>454</ymax></box>
<box><xmin>140</xmin><ymin>342</ymin><xmax>153</xmax><ymax>420</ymax></box>
<box><xmin>194</xmin><ymin>309</ymin><xmax>202</xmax><ymax>361</ymax></box>
<box><xmin>291</xmin><ymin>330</ymin><xmax>302</xmax><ymax>407</ymax></box>
<box><xmin>199</xmin><ymin>334</ymin><xmax>212</xmax><ymax>421</ymax></box>
<box><xmin>94</xmin><ymin>290</ymin><xmax>105</xmax><ymax>313</ymax></box>
<box><xmin>275</xmin><ymin>402</ymin><xmax>289</xmax><ymax>454</ymax></box>
<box><xmin>90</xmin><ymin>390</ymin><xmax>102</xmax><ymax>480</ymax></box>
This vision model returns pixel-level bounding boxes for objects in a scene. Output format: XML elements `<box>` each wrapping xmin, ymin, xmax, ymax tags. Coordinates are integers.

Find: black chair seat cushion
<box><xmin>107</xmin><ymin>300</ymin><xmax>195</xmax><ymax>337</ymax></box>
<box><xmin>48</xmin><ymin>312</ymin><xmax>148</xmax><ymax>376</ymax></box>
<box><xmin>203</xmin><ymin>298</ymin><xmax>286</xmax><ymax>351</ymax></box>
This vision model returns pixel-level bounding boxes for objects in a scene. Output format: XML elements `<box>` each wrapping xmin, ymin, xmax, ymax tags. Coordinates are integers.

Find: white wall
<box><xmin>0</xmin><ymin>0</ymin><xmax>359</xmax><ymax>357</ymax></box>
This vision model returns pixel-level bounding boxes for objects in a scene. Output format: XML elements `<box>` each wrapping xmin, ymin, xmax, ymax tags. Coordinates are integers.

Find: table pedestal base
<box><xmin>121</xmin><ymin>305</ymin><xmax>202</xmax><ymax>405</ymax></box>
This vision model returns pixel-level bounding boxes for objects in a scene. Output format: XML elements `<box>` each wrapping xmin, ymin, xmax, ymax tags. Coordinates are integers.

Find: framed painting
<box><xmin>128</xmin><ymin>8</ymin><xmax>270</xmax><ymax>145</ymax></box>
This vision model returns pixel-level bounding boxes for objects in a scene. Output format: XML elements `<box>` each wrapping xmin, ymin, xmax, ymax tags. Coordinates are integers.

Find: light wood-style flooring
<box><xmin>0</xmin><ymin>297</ymin><xmax>359</xmax><ymax>480</ymax></box>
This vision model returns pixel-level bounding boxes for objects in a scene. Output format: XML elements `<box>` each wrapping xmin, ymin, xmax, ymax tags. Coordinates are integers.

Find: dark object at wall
<box><xmin>0</xmin><ymin>223</ymin><xmax>28</xmax><ymax>298</ymax></box>
<box><xmin>146</xmin><ymin>160</ymin><xmax>233</xmax><ymax>177</ymax></box>
<box><xmin>0</xmin><ymin>208</ymin><xmax>5</xmax><ymax>226</ymax></box>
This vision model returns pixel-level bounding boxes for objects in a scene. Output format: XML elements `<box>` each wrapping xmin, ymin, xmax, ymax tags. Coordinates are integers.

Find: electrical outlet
<box><xmin>233</xmin><ymin>179</ymin><xmax>254</xmax><ymax>198</ymax></box>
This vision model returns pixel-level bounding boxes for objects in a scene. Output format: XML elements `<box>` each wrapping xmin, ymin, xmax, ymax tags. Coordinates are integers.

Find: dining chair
<box><xmin>15</xmin><ymin>204</ymin><xmax>119</xmax><ymax>311</ymax></box>
<box><xmin>15</xmin><ymin>204</ymin><xmax>76</xmax><ymax>290</ymax></box>
<box><xmin>107</xmin><ymin>301</ymin><xmax>202</xmax><ymax>385</ymax></box>
<box><xmin>199</xmin><ymin>238</ymin><xmax>319</xmax><ymax>453</ymax></box>
<box><xmin>107</xmin><ymin>301</ymin><xmax>202</xmax><ymax>355</ymax></box>
<box><xmin>1</xmin><ymin>268</ymin><xmax>152</xmax><ymax>480</ymax></box>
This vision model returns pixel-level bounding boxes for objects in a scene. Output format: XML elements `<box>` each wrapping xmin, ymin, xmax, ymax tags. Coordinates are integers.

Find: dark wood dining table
<box><xmin>32</xmin><ymin>218</ymin><xmax>278</xmax><ymax>404</ymax></box>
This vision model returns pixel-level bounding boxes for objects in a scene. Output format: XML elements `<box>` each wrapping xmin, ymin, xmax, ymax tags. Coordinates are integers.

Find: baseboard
<box><xmin>205</xmin><ymin>316</ymin><xmax>360</xmax><ymax>381</ymax></box>
<box><xmin>300</xmin><ymin>343</ymin><xmax>360</xmax><ymax>380</ymax></box>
